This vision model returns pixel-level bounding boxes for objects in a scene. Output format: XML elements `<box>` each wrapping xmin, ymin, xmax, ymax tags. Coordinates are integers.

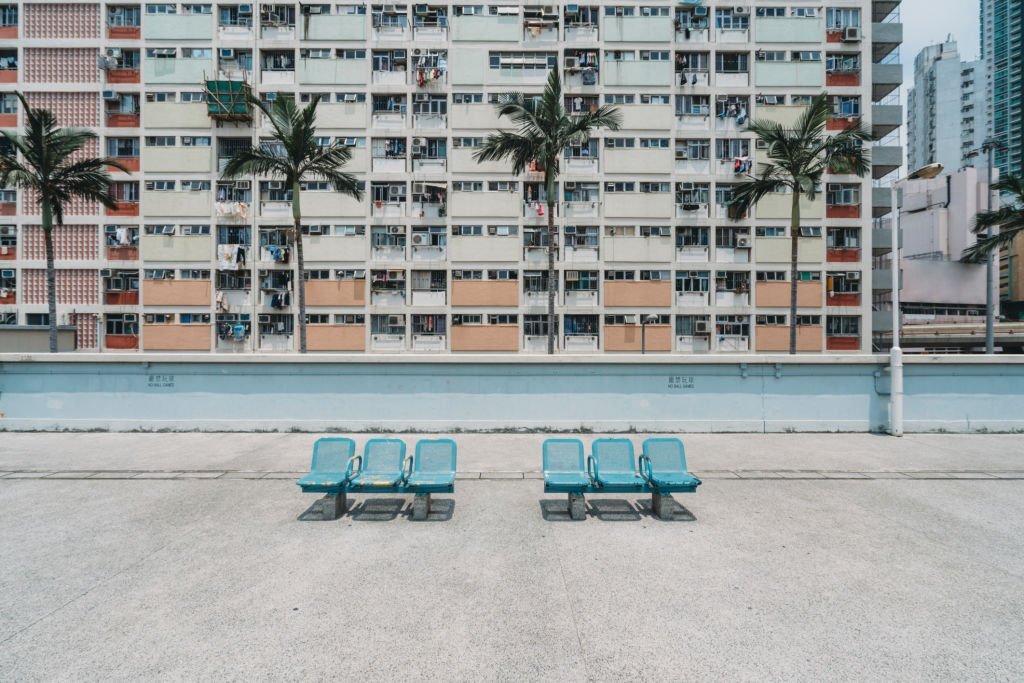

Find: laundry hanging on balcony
<box><xmin>265</xmin><ymin>245</ymin><xmax>290</xmax><ymax>263</ymax></box>
<box><xmin>217</xmin><ymin>244</ymin><xmax>246</xmax><ymax>271</ymax></box>
<box><xmin>733</xmin><ymin>156</ymin><xmax>752</xmax><ymax>175</ymax></box>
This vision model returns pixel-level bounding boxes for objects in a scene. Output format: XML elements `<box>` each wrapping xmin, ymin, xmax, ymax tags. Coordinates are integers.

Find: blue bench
<box><xmin>543</xmin><ymin>437</ymin><xmax>700</xmax><ymax>520</ymax></box>
<box><xmin>297</xmin><ymin>437</ymin><xmax>457</xmax><ymax>520</ymax></box>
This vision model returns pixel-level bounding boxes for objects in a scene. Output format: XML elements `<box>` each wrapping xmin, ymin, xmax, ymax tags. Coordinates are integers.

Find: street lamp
<box><xmin>889</xmin><ymin>162</ymin><xmax>944</xmax><ymax>437</ymax></box>
<box><xmin>641</xmin><ymin>314</ymin><xmax>658</xmax><ymax>354</ymax></box>
<box><xmin>966</xmin><ymin>139</ymin><xmax>1007</xmax><ymax>354</ymax></box>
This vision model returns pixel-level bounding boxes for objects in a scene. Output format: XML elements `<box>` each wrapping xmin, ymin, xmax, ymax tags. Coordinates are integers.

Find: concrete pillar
<box><xmin>568</xmin><ymin>493</ymin><xmax>586</xmax><ymax>520</ymax></box>
<box><xmin>320</xmin><ymin>493</ymin><xmax>347</xmax><ymax>520</ymax></box>
<box><xmin>652</xmin><ymin>492</ymin><xmax>675</xmax><ymax>521</ymax></box>
<box><xmin>412</xmin><ymin>493</ymin><xmax>431</xmax><ymax>520</ymax></box>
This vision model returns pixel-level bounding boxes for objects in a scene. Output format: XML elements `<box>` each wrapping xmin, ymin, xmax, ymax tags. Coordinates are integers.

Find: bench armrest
<box><xmin>344</xmin><ymin>455</ymin><xmax>362</xmax><ymax>483</ymax></box>
<box><xmin>586</xmin><ymin>455</ymin><xmax>598</xmax><ymax>484</ymax></box>
<box><xmin>401</xmin><ymin>455</ymin><xmax>414</xmax><ymax>485</ymax></box>
<box><xmin>639</xmin><ymin>454</ymin><xmax>653</xmax><ymax>483</ymax></box>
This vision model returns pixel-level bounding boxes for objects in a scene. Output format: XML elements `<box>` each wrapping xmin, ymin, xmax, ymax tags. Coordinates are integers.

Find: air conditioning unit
<box><xmin>847</xmin><ymin>271</ymin><xmax>861</xmax><ymax>280</ymax></box>
<box><xmin>565</xmin><ymin>56</ymin><xmax>579</xmax><ymax>70</ymax></box>
<box><xmin>756</xmin><ymin>139</ymin><xmax>769</xmax><ymax>150</ymax></box>
<box><xmin>412</xmin><ymin>48</ymin><xmax>422</xmax><ymax>56</ymax></box>
<box><xmin>414</xmin><ymin>93</ymin><xmax>429</xmax><ymax>102</ymax></box>
<box><xmin>675</xmin><ymin>150</ymin><xmax>689</xmax><ymax>160</ymax></box>
<box><xmin>564</xmin><ymin>182</ymin><xmax>577</xmax><ymax>190</ymax></box>
<box><xmin>343</xmin><ymin>93</ymin><xmax>358</xmax><ymax>102</ymax></box>
<box><xmin>411</xmin><ymin>233</ymin><xmax>430</xmax><ymax>246</ymax></box>
<box><xmin>307</xmin><ymin>225</ymin><xmax>322</xmax><ymax>234</ymax></box>
<box><xmin>734</xmin><ymin>7</ymin><xmax>750</xmax><ymax>16</ymax></box>
<box><xmin>736</xmin><ymin>237</ymin><xmax>751</xmax><ymax>248</ymax></box>
<box><xmin>387</xmin><ymin>315</ymin><xmax>402</xmax><ymax>325</ymax></box>
<box><xmin>413</xmin><ymin>137</ymin><xmax>426</xmax><ymax>146</ymax></box>
<box><xmin>842</xmin><ymin>26</ymin><xmax>862</xmax><ymax>42</ymax></box>
<box><xmin>124</xmin><ymin>314</ymin><xmax>137</xmax><ymax>323</ymax></box>
<box><xmin>105</xmin><ymin>48</ymin><xmax>122</xmax><ymax>58</ymax></box>
<box><xmin>304</xmin><ymin>5</ymin><xmax>322</xmax><ymax>14</ymax></box>
<box><xmin>694</xmin><ymin>320</ymin><xmax>710</xmax><ymax>335</ymax></box>
<box><xmin>235</xmin><ymin>180</ymin><xmax>251</xmax><ymax>190</ymax></box>
<box><xmin>268</xmin><ymin>180</ymin><xmax>284</xmax><ymax>190</ymax></box>
<box><xmin>258</xmin><ymin>314</ymin><xmax>271</xmax><ymax>323</ymax></box>
<box><xmin>182</xmin><ymin>136</ymin><xmax>193</xmax><ymax>145</ymax></box>
<box><xmin>238</xmin><ymin>4</ymin><xmax>253</xmax><ymax>15</ymax></box>
<box><xmin>102</xmin><ymin>90</ymin><xmax>117</xmax><ymax>100</ymax></box>
<box><xmin>415</xmin><ymin>5</ymin><xmax>428</xmax><ymax>15</ymax></box>
<box><xmin>100</xmin><ymin>269</ymin><xmax>113</xmax><ymax>277</ymax></box>
<box><xmin>219</xmin><ymin>48</ymin><xmax>236</xmax><ymax>60</ymax></box>
<box><xmin>565</xmin><ymin>271</ymin><xmax>579</xmax><ymax>281</ymax></box>
<box><xmin>388</xmin><ymin>226</ymin><xmax>403</xmax><ymax>234</ymax></box>
<box><xmin>144</xmin><ymin>181</ymin><xmax>154</xmax><ymax>190</ymax></box>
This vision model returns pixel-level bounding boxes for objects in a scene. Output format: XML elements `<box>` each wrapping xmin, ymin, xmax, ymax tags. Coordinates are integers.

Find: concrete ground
<box><xmin>1</xmin><ymin>434</ymin><xmax>1023</xmax><ymax>681</ymax></box>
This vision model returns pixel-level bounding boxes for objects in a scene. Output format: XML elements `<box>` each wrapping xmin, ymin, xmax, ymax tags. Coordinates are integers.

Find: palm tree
<box><xmin>730</xmin><ymin>93</ymin><xmax>873</xmax><ymax>354</ymax></box>
<box><xmin>222</xmin><ymin>94</ymin><xmax>363</xmax><ymax>353</ymax></box>
<box><xmin>474</xmin><ymin>69</ymin><xmax>621</xmax><ymax>354</ymax></box>
<box><xmin>961</xmin><ymin>175</ymin><xmax>1024</xmax><ymax>263</ymax></box>
<box><xmin>0</xmin><ymin>93</ymin><xmax>126</xmax><ymax>352</ymax></box>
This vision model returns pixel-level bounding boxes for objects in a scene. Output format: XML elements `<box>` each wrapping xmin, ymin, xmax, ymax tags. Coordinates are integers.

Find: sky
<box><xmin>900</xmin><ymin>0</ymin><xmax>982</xmax><ymax>99</ymax></box>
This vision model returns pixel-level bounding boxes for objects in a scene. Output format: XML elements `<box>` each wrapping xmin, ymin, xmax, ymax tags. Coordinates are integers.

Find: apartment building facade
<box><xmin>0</xmin><ymin>0</ymin><xmax>902</xmax><ymax>353</ymax></box>
<box><xmin>906</xmin><ymin>37</ymin><xmax>985</xmax><ymax>175</ymax></box>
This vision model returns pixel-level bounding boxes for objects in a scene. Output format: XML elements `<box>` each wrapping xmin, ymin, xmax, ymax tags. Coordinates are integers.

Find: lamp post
<box><xmin>888</xmin><ymin>162</ymin><xmax>944</xmax><ymax>437</ymax></box>
<box><xmin>981</xmin><ymin>139</ymin><xmax>1005</xmax><ymax>353</ymax></box>
<box><xmin>641</xmin><ymin>314</ymin><xmax>658</xmax><ymax>354</ymax></box>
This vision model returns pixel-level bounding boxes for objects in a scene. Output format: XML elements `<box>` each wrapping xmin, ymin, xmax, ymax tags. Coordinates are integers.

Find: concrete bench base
<box><xmin>412</xmin><ymin>493</ymin><xmax>431</xmax><ymax>520</ymax></box>
<box><xmin>568</xmin><ymin>493</ymin><xmax>586</xmax><ymax>520</ymax></box>
<box><xmin>651</xmin><ymin>492</ymin><xmax>675</xmax><ymax>521</ymax></box>
<box><xmin>320</xmin><ymin>493</ymin><xmax>347</xmax><ymax>520</ymax></box>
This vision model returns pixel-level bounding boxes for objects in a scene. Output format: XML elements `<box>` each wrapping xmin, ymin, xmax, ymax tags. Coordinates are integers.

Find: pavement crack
<box><xmin>553</xmin><ymin>539</ymin><xmax>590</xmax><ymax>682</ymax></box>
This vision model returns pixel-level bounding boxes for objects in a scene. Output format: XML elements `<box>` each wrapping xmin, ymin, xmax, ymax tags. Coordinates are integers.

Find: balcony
<box><xmin>106</xmin><ymin>201</ymin><xmax>139</xmax><ymax>217</ymax></box>
<box><xmin>143</xmin><ymin>58</ymin><xmax>213</xmax><ymax>84</ymax></box>
<box><xmin>261</xmin><ymin>69</ymin><xmax>295</xmax><ymax>86</ymax></box>
<box><xmin>872</xmin><ymin>225</ymin><xmax>901</xmax><ymax>255</ymax></box>
<box><xmin>755</xmin><ymin>62</ymin><xmax>824</xmax><ymax>88</ymax></box>
<box><xmin>715</xmin><ymin>290</ymin><xmax>750</xmax><ymax>307</ymax></box>
<box><xmin>303</xmin><ymin>14</ymin><xmax>366</xmax><ymax>40</ymax></box>
<box><xmin>141</xmin><ymin>234</ymin><xmax>211</xmax><ymax>262</ymax></box>
<box><xmin>451</xmin><ymin>15</ymin><xmax>520</xmax><ymax>42</ymax></box>
<box><xmin>143</xmin><ymin>14</ymin><xmax>212</xmax><ymax>40</ymax></box>
<box><xmin>826</xmin><ymin>333</ymin><xmax>861</xmax><ymax>351</ymax></box>
<box><xmin>716</xmin><ymin>28</ymin><xmax>749</xmax><ymax>44</ymax></box>
<box><xmin>871</xmin><ymin>21</ymin><xmax>903</xmax><ymax>63</ymax></box>
<box><xmin>605</xmin><ymin>324</ymin><xmax>672</xmax><ymax>352</ymax></box>
<box><xmin>450</xmin><ymin>191</ymin><xmax>519</xmax><ymax>218</ymax></box>
<box><xmin>872</xmin><ymin>145</ymin><xmax>902</xmax><ymax>179</ymax></box>
<box><xmin>827</xmin><ymin>246</ymin><xmax>862</xmax><ymax>263</ymax></box>
<box><xmin>104</xmin><ymin>290</ymin><xmax>139</xmax><ymax>306</ymax></box>
<box><xmin>142</xmin><ymin>147</ymin><xmax>211</xmax><ymax>174</ymax></box>
<box><xmin>754</xmin><ymin>237</ymin><xmax>825</xmax><ymax>263</ymax></box>
<box><xmin>827</xmin><ymin>291</ymin><xmax>862</xmax><ymax>307</ymax></box>
<box><xmin>105</xmin><ymin>333</ymin><xmax>139</xmax><ymax>350</ymax></box>
<box><xmin>604</xmin><ymin>236</ymin><xmax>674</xmax><ymax>263</ymax></box>
<box><xmin>604</xmin><ymin>16</ymin><xmax>673</xmax><ymax>42</ymax></box>
<box><xmin>144</xmin><ymin>190</ymin><xmax>210</xmax><ymax>217</ymax></box>
<box><xmin>565</xmin><ymin>290</ymin><xmax>598</xmax><ymax>307</ymax></box>
<box><xmin>107</xmin><ymin>67</ymin><xmax>140</xmax><ymax>84</ymax></box>
<box><xmin>142</xmin><ymin>102</ymin><xmax>209</xmax><ymax>128</ymax></box>
<box><xmin>563</xmin><ymin>201</ymin><xmax>600</xmax><ymax>219</ymax></box>
<box><xmin>872</xmin><ymin>104</ymin><xmax>902</xmax><ymax>139</ymax></box>
<box><xmin>872</xmin><ymin>63</ymin><xmax>903</xmax><ymax>101</ymax></box>
<box><xmin>371</xmin><ymin>201</ymin><xmax>406</xmax><ymax>218</ymax></box>
<box><xmin>826</xmin><ymin>204</ymin><xmax>862</xmax><ymax>220</ymax></box>
<box><xmin>298</xmin><ymin>59</ymin><xmax>367</xmax><ymax>85</ymax></box>
<box><xmin>604</xmin><ymin>61</ymin><xmax>672</xmax><ymax>87</ymax></box>
<box><xmin>677</xmin><ymin>245</ymin><xmax>709</xmax><ymax>262</ymax></box>
<box><xmin>602</xmin><ymin>192</ymin><xmax>675</xmax><ymax>219</ymax></box>
<box><xmin>676</xmin><ymin>291</ymin><xmax>710</xmax><ymax>307</ymax></box>
<box><xmin>755</xmin><ymin>16</ymin><xmax>824</xmax><ymax>43</ymax></box>
<box><xmin>106</xmin><ymin>111</ymin><xmax>140</xmax><ymax>128</ymax></box>
<box><xmin>604</xmin><ymin>281</ymin><xmax>672</xmax><ymax>308</ymax></box>
<box><xmin>107</xmin><ymin>25</ymin><xmax>140</xmax><ymax>40</ymax></box>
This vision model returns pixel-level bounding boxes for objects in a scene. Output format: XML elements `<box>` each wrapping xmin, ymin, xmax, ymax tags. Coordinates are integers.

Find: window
<box><xmin>146</xmin><ymin>180</ymin><xmax>176</xmax><ymax>191</ymax></box>
<box><xmin>756</xmin><ymin>314</ymin><xmax>787</xmax><ymax>326</ymax></box>
<box><xmin>676</xmin><ymin>271</ymin><xmax>709</xmax><ymax>293</ymax></box>
<box><xmin>640</xmin><ymin>226</ymin><xmax>670</xmax><ymax>237</ymax></box>
<box><xmin>640</xmin><ymin>94</ymin><xmax>670</xmax><ymax>105</ymax></box>
<box><xmin>182</xmin><ymin>136</ymin><xmax>211</xmax><ymax>147</ymax></box>
<box><xmin>26</xmin><ymin>313</ymin><xmax>50</xmax><ymax>326</ymax></box>
<box><xmin>716</xmin><ymin>52</ymin><xmax>749</xmax><ymax>73</ymax></box>
<box><xmin>180</xmin><ymin>313</ymin><xmax>211</xmax><ymax>324</ymax></box>
<box><xmin>756</xmin><ymin>271</ymin><xmax>786</xmax><ymax>281</ymax></box>
<box><xmin>827</xmin><ymin>316</ymin><xmax>860</xmax><ymax>336</ymax></box>
<box><xmin>106</xmin><ymin>314</ymin><xmax>139</xmax><ymax>336</ymax></box>
<box><xmin>827</xmin><ymin>184</ymin><xmax>860</xmax><ymax>206</ymax></box>
<box><xmin>453</xmin><ymin>225</ymin><xmax>482</xmax><ymax>236</ymax></box>
<box><xmin>677</xmin><ymin>139</ymin><xmax>710</xmax><ymax>160</ymax></box>
<box><xmin>107</xmin><ymin>138</ymin><xmax>139</xmax><ymax>157</ymax></box>
<box><xmin>180</xmin><ymin>180</ymin><xmax>210</xmax><ymax>191</ymax></box>
<box><xmin>452</xmin><ymin>137</ymin><xmax>482</xmax><ymax>149</ymax></box>
<box><xmin>488</xmin><ymin>51</ymin><xmax>557</xmax><ymax>71</ymax></box>
<box><xmin>604</xmin><ymin>270</ymin><xmax>635</xmax><ymax>281</ymax></box>
<box><xmin>826</xmin><ymin>8</ymin><xmax>860</xmax><ymax>29</ymax></box>
<box><xmin>715</xmin><ymin>9</ymin><xmax>749</xmax><ymax>30</ymax></box>
<box><xmin>796</xmin><ymin>315</ymin><xmax>821</xmax><ymax>326</ymax></box>
<box><xmin>756</xmin><ymin>227</ymin><xmax>786</xmax><ymax>238</ymax></box>
<box><xmin>639</xmin><ymin>182</ymin><xmax>669</xmax><ymax>193</ymax></box>
<box><xmin>144</xmin><ymin>269</ymin><xmax>175</xmax><ymax>279</ymax></box>
<box><xmin>604</xmin><ymin>94</ymin><xmax>635</xmax><ymax>105</ymax></box>
<box><xmin>452</xmin><ymin>270</ymin><xmax>483</xmax><ymax>280</ymax></box>
<box><xmin>0</xmin><ymin>93</ymin><xmax>16</xmax><ymax>114</ymax></box>
<box><xmin>639</xmin><ymin>138</ymin><xmax>669</xmax><ymax>149</ymax></box>
<box><xmin>487</xmin><ymin>269</ymin><xmax>517</xmax><ymax>281</ymax></box>
<box><xmin>336</xmin><ymin>269</ymin><xmax>367</xmax><ymax>280</ymax></box>
<box><xmin>452</xmin><ymin>181</ymin><xmax>483</xmax><ymax>192</ymax></box>
<box><xmin>676</xmin><ymin>226</ymin><xmax>708</xmax><ymax>247</ymax></box>
<box><xmin>827</xmin><ymin>227</ymin><xmax>860</xmax><ymax>249</ymax></box>
<box><xmin>179</xmin><ymin>269</ymin><xmax>211</xmax><ymax>280</ymax></box>
<box><xmin>216</xmin><ymin>270</ymin><xmax>251</xmax><ymax>290</ymax></box>
<box><xmin>604</xmin><ymin>137</ymin><xmax>635</xmax><ymax>149</ymax></box>
<box><xmin>488</xmin><ymin>314</ymin><xmax>517</xmax><ymax>325</ymax></box>
<box><xmin>146</xmin><ymin>4</ymin><xmax>177</xmax><ymax>15</ymax></box>
<box><xmin>181</xmin><ymin>224</ymin><xmax>210</xmax><ymax>236</ymax></box>
<box><xmin>453</xmin><ymin>93</ymin><xmax>482</xmax><ymax>104</ymax></box>
<box><xmin>604</xmin><ymin>182</ymin><xmax>635</xmax><ymax>193</ymax></box>
<box><xmin>640</xmin><ymin>51</ymin><xmax>669</xmax><ymax>62</ymax></box>
<box><xmin>306</xmin><ymin>314</ymin><xmax>330</xmax><ymax>325</ymax></box>
<box><xmin>145</xmin><ymin>136</ymin><xmax>175</xmax><ymax>147</ymax></box>
<box><xmin>145</xmin><ymin>224</ymin><xmax>175</xmax><ymax>236</ymax></box>
<box><xmin>640</xmin><ymin>270</ymin><xmax>669</xmax><ymax>281</ymax></box>
<box><xmin>565</xmin><ymin>271</ymin><xmax>598</xmax><ymax>291</ymax></box>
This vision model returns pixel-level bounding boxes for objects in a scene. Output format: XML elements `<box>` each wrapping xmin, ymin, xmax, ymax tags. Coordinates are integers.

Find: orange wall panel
<box><xmin>451</xmin><ymin>325</ymin><xmax>519</xmax><ymax>351</ymax></box>
<box><xmin>604</xmin><ymin>324</ymin><xmax>672</xmax><ymax>352</ymax></box>
<box><xmin>305</xmin><ymin>279</ymin><xmax>366</xmax><ymax>307</ymax></box>
<box><xmin>142</xmin><ymin>279</ymin><xmax>211</xmax><ymax>306</ymax></box>
<box><xmin>604</xmin><ymin>280</ymin><xmax>672</xmax><ymax>308</ymax></box>
<box><xmin>307</xmin><ymin>325</ymin><xmax>366</xmax><ymax>351</ymax></box>
<box><xmin>451</xmin><ymin>280</ymin><xmax>518</xmax><ymax>307</ymax></box>
<box><xmin>143</xmin><ymin>324</ymin><xmax>211</xmax><ymax>351</ymax></box>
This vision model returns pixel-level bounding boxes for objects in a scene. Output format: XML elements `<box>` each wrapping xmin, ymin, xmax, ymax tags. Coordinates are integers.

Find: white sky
<box><xmin>900</xmin><ymin>0</ymin><xmax>981</xmax><ymax>97</ymax></box>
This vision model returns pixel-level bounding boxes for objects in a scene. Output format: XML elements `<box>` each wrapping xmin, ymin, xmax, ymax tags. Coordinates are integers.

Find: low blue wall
<box><xmin>1</xmin><ymin>355</ymin><xmax>1022</xmax><ymax>433</ymax></box>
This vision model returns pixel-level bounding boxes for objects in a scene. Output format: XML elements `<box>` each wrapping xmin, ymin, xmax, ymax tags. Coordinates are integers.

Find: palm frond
<box><xmin>960</xmin><ymin>226</ymin><xmax>1024</xmax><ymax>262</ymax></box>
<box><xmin>473</xmin><ymin>131</ymin><xmax>540</xmax><ymax>174</ymax></box>
<box><xmin>221</xmin><ymin>145</ymin><xmax>293</xmax><ymax>181</ymax></box>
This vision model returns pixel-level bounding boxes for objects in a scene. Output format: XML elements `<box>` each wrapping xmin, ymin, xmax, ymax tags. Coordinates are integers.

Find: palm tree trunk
<box><xmin>545</xmin><ymin>168</ymin><xmax>556</xmax><ymax>355</ymax></box>
<box><xmin>789</xmin><ymin>191</ymin><xmax>801</xmax><ymax>355</ymax></box>
<box><xmin>42</xmin><ymin>202</ymin><xmax>58</xmax><ymax>353</ymax></box>
<box><xmin>292</xmin><ymin>182</ymin><xmax>307</xmax><ymax>353</ymax></box>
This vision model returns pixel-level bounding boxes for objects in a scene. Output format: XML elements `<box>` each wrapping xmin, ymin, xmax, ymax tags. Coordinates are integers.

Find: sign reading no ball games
<box><xmin>667</xmin><ymin>376</ymin><xmax>695</xmax><ymax>390</ymax></box>
<box><xmin>146</xmin><ymin>374</ymin><xmax>175</xmax><ymax>389</ymax></box>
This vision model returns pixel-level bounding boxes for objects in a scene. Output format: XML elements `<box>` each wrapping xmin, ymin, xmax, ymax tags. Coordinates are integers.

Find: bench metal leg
<box><xmin>412</xmin><ymin>493</ymin><xmax>431</xmax><ymax>520</ymax></box>
<box><xmin>320</xmin><ymin>493</ymin><xmax>346</xmax><ymax>520</ymax></box>
<box><xmin>651</xmin><ymin>492</ymin><xmax>675</xmax><ymax>521</ymax></box>
<box><xmin>568</xmin><ymin>493</ymin><xmax>586</xmax><ymax>520</ymax></box>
